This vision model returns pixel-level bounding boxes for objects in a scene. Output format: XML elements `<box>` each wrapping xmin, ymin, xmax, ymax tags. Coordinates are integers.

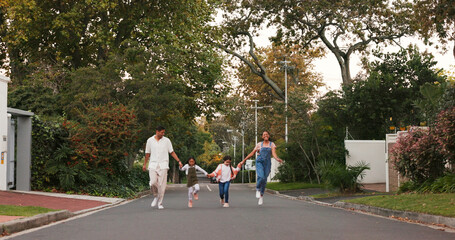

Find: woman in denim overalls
<box><xmin>242</xmin><ymin>131</ymin><xmax>283</xmax><ymax>205</ymax></box>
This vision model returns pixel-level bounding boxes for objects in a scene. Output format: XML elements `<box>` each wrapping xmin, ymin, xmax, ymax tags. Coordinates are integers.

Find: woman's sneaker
<box><xmin>258</xmin><ymin>197</ymin><xmax>263</xmax><ymax>205</ymax></box>
<box><xmin>256</xmin><ymin>190</ymin><xmax>261</xmax><ymax>199</ymax></box>
<box><xmin>220</xmin><ymin>199</ymin><xmax>225</xmax><ymax>205</ymax></box>
<box><xmin>188</xmin><ymin>200</ymin><xmax>193</xmax><ymax>208</ymax></box>
<box><xmin>194</xmin><ymin>193</ymin><xmax>199</xmax><ymax>200</ymax></box>
<box><xmin>223</xmin><ymin>203</ymin><xmax>230</xmax><ymax>208</ymax></box>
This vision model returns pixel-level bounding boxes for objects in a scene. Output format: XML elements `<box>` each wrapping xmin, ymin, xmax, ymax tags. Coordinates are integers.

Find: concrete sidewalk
<box><xmin>0</xmin><ymin>190</ymin><xmax>125</xmax><ymax>235</ymax></box>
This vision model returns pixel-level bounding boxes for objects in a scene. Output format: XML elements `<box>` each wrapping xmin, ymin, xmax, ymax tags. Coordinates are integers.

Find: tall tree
<box><xmin>344</xmin><ymin>46</ymin><xmax>446</xmax><ymax>140</ymax></box>
<box><xmin>220</xmin><ymin>0</ymin><xmax>413</xmax><ymax>86</ymax></box>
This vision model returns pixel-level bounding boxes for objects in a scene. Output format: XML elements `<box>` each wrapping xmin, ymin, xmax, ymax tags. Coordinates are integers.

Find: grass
<box><xmin>266</xmin><ymin>182</ymin><xmax>323</xmax><ymax>191</ymax></box>
<box><xmin>311</xmin><ymin>192</ymin><xmax>379</xmax><ymax>199</ymax></box>
<box><xmin>0</xmin><ymin>205</ymin><xmax>58</xmax><ymax>217</ymax></box>
<box><xmin>343</xmin><ymin>193</ymin><xmax>455</xmax><ymax>217</ymax></box>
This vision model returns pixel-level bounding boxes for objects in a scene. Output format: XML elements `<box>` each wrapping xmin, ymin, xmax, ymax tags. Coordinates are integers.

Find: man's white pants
<box><xmin>149</xmin><ymin>167</ymin><xmax>168</xmax><ymax>206</ymax></box>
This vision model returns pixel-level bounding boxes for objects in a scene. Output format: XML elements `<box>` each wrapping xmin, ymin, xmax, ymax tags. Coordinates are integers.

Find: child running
<box><xmin>179</xmin><ymin>157</ymin><xmax>209</xmax><ymax>208</ymax></box>
<box><xmin>207</xmin><ymin>156</ymin><xmax>246</xmax><ymax>208</ymax></box>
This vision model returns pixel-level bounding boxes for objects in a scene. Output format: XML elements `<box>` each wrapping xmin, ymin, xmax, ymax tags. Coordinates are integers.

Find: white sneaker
<box><xmin>158</xmin><ymin>204</ymin><xmax>164</xmax><ymax>210</ymax></box>
<box><xmin>256</xmin><ymin>190</ymin><xmax>261</xmax><ymax>199</ymax></box>
<box><xmin>258</xmin><ymin>197</ymin><xmax>263</xmax><ymax>205</ymax></box>
<box><xmin>151</xmin><ymin>197</ymin><xmax>158</xmax><ymax>207</ymax></box>
<box><xmin>223</xmin><ymin>203</ymin><xmax>229</xmax><ymax>208</ymax></box>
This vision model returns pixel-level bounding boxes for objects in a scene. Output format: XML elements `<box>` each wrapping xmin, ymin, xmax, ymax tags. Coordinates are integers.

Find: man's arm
<box><xmin>170</xmin><ymin>151</ymin><xmax>183</xmax><ymax>168</ymax></box>
<box><xmin>143</xmin><ymin>153</ymin><xmax>150</xmax><ymax>171</ymax></box>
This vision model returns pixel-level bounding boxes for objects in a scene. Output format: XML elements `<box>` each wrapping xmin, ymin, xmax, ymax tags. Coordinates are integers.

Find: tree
<box><xmin>220</xmin><ymin>0</ymin><xmax>413</xmax><ymax>86</ymax></box>
<box><xmin>412</xmin><ymin>0</ymin><xmax>455</xmax><ymax>59</ymax></box>
<box><xmin>344</xmin><ymin>46</ymin><xmax>446</xmax><ymax>139</ymax></box>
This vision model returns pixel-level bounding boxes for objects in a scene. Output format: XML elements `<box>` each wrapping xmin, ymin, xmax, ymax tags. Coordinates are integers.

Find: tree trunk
<box><xmin>335</xmin><ymin>52</ymin><xmax>352</xmax><ymax>86</ymax></box>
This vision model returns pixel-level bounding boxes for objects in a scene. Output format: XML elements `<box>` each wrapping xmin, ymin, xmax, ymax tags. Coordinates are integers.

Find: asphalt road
<box><xmin>5</xmin><ymin>184</ymin><xmax>454</xmax><ymax>240</ymax></box>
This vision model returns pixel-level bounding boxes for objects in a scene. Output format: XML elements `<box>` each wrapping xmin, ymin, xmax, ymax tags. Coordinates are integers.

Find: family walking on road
<box><xmin>143</xmin><ymin>126</ymin><xmax>283</xmax><ymax>209</ymax></box>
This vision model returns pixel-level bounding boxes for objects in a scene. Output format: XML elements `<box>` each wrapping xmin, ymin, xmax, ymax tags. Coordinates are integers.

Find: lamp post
<box><xmin>228</xmin><ymin>128</ymin><xmax>245</xmax><ymax>183</ymax></box>
<box><xmin>251</xmin><ymin>100</ymin><xmax>272</xmax><ymax>156</ymax></box>
<box><xmin>277</xmin><ymin>58</ymin><xmax>292</xmax><ymax>144</ymax></box>
<box><xmin>251</xmin><ymin>100</ymin><xmax>272</xmax><ymax>182</ymax></box>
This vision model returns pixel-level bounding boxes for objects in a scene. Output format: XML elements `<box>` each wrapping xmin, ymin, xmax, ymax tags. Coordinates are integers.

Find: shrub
<box><xmin>400</xmin><ymin>174</ymin><xmax>455</xmax><ymax>194</ymax></box>
<box><xmin>317</xmin><ymin>160</ymin><xmax>370</xmax><ymax>193</ymax></box>
<box><xmin>425</xmin><ymin>174</ymin><xmax>455</xmax><ymax>193</ymax></box>
<box><xmin>391</xmin><ymin>128</ymin><xmax>446</xmax><ymax>184</ymax></box>
<box><xmin>30</xmin><ymin>116</ymin><xmax>69</xmax><ymax>190</ymax></box>
<box><xmin>434</xmin><ymin>107</ymin><xmax>455</xmax><ymax>164</ymax></box>
<box><xmin>64</xmin><ymin>103</ymin><xmax>139</xmax><ymax>175</ymax></box>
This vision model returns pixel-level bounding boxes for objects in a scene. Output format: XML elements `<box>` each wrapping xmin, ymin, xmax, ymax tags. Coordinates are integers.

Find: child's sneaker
<box><xmin>188</xmin><ymin>200</ymin><xmax>193</xmax><ymax>208</ymax></box>
<box><xmin>220</xmin><ymin>199</ymin><xmax>225</xmax><ymax>205</ymax></box>
<box><xmin>258</xmin><ymin>197</ymin><xmax>263</xmax><ymax>205</ymax></box>
<box><xmin>256</xmin><ymin>190</ymin><xmax>261</xmax><ymax>199</ymax></box>
<box><xmin>223</xmin><ymin>203</ymin><xmax>229</xmax><ymax>208</ymax></box>
<box><xmin>194</xmin><ymin>193</ymin><xmax>199</xmax><ymax>200</ymax></box>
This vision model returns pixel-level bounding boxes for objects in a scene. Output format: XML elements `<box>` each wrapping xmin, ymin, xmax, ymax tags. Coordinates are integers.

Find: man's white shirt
<box><xmin>145</xmin><ymin>135</ymin><xmax>174</xmax><ymax>170</ymax></box>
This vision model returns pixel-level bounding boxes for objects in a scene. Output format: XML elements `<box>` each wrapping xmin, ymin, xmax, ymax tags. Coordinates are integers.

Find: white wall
<box><xmin>268</xmin><ymin>158</ymin><xmax>279</xmax><ymax>182</ymax></box>
<box><xmin>0</xmin><ymin>75</ymin><xmax>10</xmax><ymax>190</ymax></box>
<box><xmin>345</xmin><ymin>140</ymin><xmax>386</xmax><ymax>184</ymax></box>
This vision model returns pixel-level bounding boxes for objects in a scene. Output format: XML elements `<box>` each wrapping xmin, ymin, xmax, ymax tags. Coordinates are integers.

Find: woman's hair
<box><xmin>187</xmin><ymin>156</ymin><xmax>196</xmax><ymax>164</ymax></box>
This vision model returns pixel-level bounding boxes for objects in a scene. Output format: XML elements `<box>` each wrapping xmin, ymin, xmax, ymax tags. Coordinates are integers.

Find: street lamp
<box><xmin>251</xmin><ymin>100</ymin><xmax>272</xmax><ymax>182</ymax></box>
<box><xmin>276</xmin><ymin>58</ymin><xmax>293</xmax><ymax>144</ymax></box>
<box><xmin>251</xmin><ymin>100</ymin><xmax>272</xmax><ymax>157</ymax></box>
<box><xmin>228</xmin><ymin>128</ymin><xmax>245</xmax><ymax>183</ymax></box>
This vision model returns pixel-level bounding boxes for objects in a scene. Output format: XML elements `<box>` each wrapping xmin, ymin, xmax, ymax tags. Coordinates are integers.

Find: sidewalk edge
<box><xmin>334</xmin><ymin>201</ymin><xmax>455</xmax><ymax>229</ymax></box>
<box><xmin>1</xmin><ymin>198</ymin><xmax>127</xmax><ymax>236</ymax></box>
<box><xmin>1</xmin><ymin>210</ymin><xmax>74</xmax><ymax>235</ymax></box>
<box><xmin>267</xmin><ymin>187</ymin><xmax>455</xmax><ymax>228</ymax></box>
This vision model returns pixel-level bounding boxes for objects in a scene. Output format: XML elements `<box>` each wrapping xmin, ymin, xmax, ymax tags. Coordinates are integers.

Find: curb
<box><xmin>266</xmin><ymin>188</ymin><xmax>455</xmax><ymax>228</ymax></box>
<box><xmin>1</xmin><ymin>210</ymin><xmax>74</xmax><ymax>235</ymax></box>
<box><xmin>1</xmin><ymin>198</ymin><xmax>126</xmax><ymax>236</ymax></box>
<box><xmin>266</xmin><ymin>189</ymin><xmax>334</xmax><ymax>207</ymax></box>
<box><xmin>334</xmin><ymin>201</ymin><xmax>455</xmax><ymax>229</ymax></box>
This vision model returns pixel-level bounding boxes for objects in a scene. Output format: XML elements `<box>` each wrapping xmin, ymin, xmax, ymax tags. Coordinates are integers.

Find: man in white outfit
<box><xmin>142</xmin><ymin>126</ymin><xmax>183</xmax><ymax>209</ymax></box>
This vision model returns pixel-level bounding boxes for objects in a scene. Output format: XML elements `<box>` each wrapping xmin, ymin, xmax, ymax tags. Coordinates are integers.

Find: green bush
<box><xmin>274</xmin><ymin>161</ymin><xmax>297</xmax><ymax>183</ymax></box>
<box><xmin>425</xmin><ymin>174</ymin><xmax>455</xmax><ymax>193</ymax></box>
<box><xmin>399</xmin><ymin>174</ymin><xmax>455</xmax><ymax>194</ymax></box>
<box><xmin>30</xmin><ymin>116</ymin><xmax>70</xmax><ymax>190</ymax></box>
<box><xmin>317</xmin><ymin>160</ymin><xmax>370</xmax><ymax>193</ymax></box>
<box><xmin>78</xmin><ymin>165</ymin><xmax>149</xmax><ymax>198</ymax></box>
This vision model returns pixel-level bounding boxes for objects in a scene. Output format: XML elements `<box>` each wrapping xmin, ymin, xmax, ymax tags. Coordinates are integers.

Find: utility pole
<box><xmin>277</xmin><ymin>58</ymin><xmax>291</xmax><ymax>144</ymax></box>
<box><xmin>228</xmin><ymin>128</ymin><xmax>244</xmax><ymax>182</ymax></box>
<box><xmin>251</xmin><ymin>100</ymin><xmax>272</xmax><ymax>158</ymax></box>
<box><xmin>251</xmin><ymin>100</ymin><xmax>272</xmax><ymax>182</ymax></box>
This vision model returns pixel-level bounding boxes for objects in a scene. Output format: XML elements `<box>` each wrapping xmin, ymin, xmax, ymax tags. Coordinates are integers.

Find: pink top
<box><xmin>254</xmin><ymin>141</ymin><xmax>276</xmax><ymax>152</ymax></box>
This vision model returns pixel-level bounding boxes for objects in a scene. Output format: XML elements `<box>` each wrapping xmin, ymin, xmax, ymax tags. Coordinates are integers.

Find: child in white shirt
<box><xmin>207</xmin><ymin>156</ymin><xmax>246</xmax><ymax>208</ymax></box>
